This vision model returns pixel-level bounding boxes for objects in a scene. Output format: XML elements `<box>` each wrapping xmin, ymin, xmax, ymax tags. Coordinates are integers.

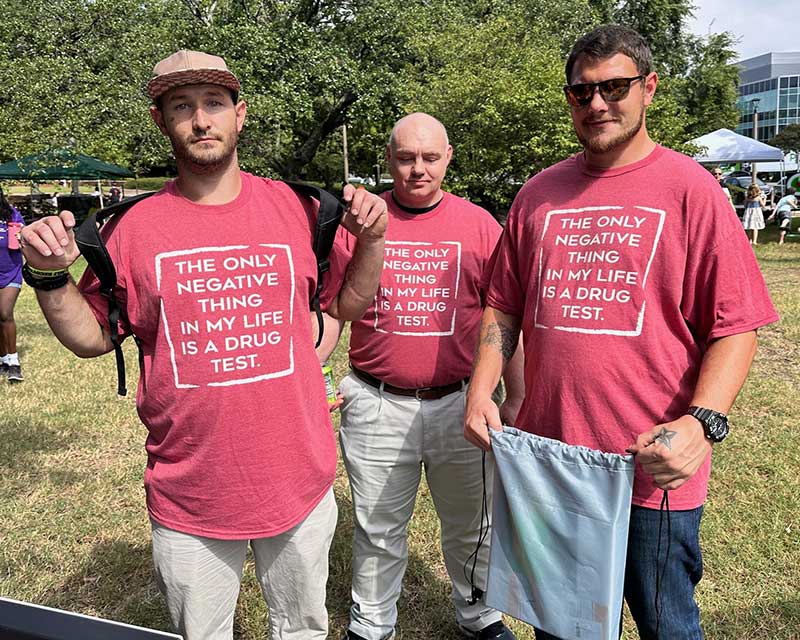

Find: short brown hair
<box><xmin>566</xmin><ymin>24</ymin><xmax>653</xmax><ymax>83</ymax></box>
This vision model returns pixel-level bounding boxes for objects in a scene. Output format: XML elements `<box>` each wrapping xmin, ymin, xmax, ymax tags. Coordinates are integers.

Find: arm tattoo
<box><xmin>481</xmin><ymin>321</ymin><xmax>517</xmax><ymax>362</ymax></box>
<box><xmin>655</xmin><ymin>427</ymin><xmax>677</xmax><ymax>450</ymax></box>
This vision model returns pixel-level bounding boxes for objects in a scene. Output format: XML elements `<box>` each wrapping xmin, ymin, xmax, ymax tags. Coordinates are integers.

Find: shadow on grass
<box><xmin>0</xmin><ymin>419</ymin><xmax>76</xmax><ymax>473</ymax></box>
<box><xmin>34</xmin><ymin>539</ymin><xmax>172</xmax><ymax>634</ymax></box>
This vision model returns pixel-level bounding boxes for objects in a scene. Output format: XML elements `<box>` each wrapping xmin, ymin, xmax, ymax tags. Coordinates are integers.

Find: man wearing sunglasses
<box><xmin>466</xmin><ymin>24</ymin><xmax>777</xmax><ymax>639</ymax></box>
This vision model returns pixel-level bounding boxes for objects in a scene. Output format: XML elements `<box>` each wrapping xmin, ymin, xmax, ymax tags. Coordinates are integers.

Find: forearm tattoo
<box><xmin>481</xmin><ymin>321</ymin><xmax>517</xmax><ymax>362</ymax></box>
<box><xmin>655</xmin><ymin>427</ymin><xmax>677</xmax><ymax>450</ymax></box>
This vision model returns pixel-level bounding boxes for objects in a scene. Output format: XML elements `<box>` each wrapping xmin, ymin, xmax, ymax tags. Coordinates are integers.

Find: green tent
<box><xmin>0</xmin><ymin>148</ymin><xmax>133</xmax><ymax>180</ymax></box>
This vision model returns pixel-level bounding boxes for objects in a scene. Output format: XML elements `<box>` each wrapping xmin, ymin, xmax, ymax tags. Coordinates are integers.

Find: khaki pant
<box><xmin>151</xmin><ymin>488</ymin><xmax>337</xmax><ymax>640</ymax></box>
<box><xmin>339</xmin><ymin>373</ymin><xmax>500</xmax><ymax>640</ymax></box>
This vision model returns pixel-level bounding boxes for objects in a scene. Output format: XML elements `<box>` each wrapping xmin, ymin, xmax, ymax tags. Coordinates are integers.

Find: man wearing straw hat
<box><xmin>19</xmin><ymin>49</ymin><xmax>388</xmax><ymax>640</ymax></box>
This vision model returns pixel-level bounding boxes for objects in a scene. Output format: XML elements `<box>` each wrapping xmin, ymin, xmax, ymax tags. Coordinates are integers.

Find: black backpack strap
<box><xmin>285</xmin><ymin>182</ymin><xmax>344</xmax><ymax>348</ymax></box>
<box><xmin>75</xmin><ymin>192</ymin><xmax>155</xmax><ymax>396</ymax></box>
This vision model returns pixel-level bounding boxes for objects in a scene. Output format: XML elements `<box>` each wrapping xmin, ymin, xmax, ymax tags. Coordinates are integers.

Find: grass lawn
<box><xmin>1</xmin><ymin>226</ymin><xmax>798</xmax><ymax>639</ymax></box>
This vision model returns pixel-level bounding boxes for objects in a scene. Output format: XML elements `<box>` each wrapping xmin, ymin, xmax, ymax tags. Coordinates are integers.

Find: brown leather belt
<box><xmin>351</xmin><ymin>366</ymin><xmax>468</xmax><ymax>400</ymax></box>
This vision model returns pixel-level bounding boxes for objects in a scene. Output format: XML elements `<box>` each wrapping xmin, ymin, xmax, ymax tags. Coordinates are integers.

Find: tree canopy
<box><xmin>769</xmin><ymin>124</ymin><xmax>800</xmax><ymax>154</ymax></box>
<box><xmin>0</xmin><ymin>0</ymin><xmax>743</xmax><ymax>212</ymax></box>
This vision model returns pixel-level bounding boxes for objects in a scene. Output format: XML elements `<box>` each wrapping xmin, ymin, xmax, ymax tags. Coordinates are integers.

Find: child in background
<box><xmin>742</xmin><ymin>183</ymin><xmax>766</xmax><ymax>245</ymax></box>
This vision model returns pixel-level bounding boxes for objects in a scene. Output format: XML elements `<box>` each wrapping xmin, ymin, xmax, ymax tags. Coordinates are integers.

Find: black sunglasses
<box><xmin>563</xmin><ymin>75</ymin><xmax>645</xmax><ymax>107</ymax></box>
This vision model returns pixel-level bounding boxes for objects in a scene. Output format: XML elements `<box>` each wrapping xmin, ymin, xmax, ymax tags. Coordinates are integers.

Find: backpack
<box><xmin>75</xmin><ymin>182</ymin><xmax>343</xmax><ymax>396</ymax></box>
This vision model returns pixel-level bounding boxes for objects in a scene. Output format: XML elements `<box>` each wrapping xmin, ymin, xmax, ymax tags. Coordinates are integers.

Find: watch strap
<box><xmin>687</xmin><ymin>405</ymin><xmax>728</xmax><ymax>442</ymax></box>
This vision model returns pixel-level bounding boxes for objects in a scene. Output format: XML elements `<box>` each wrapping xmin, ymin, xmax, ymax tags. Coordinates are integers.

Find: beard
<box><xmin>576</xmin><ymin>101</ymin><xmax>645</xmax><ymax>155</ymax></box>
<box><xmin>170</xmin><ymin>128</ymin><xmax>238</xmax><ymax>174</ymax></box>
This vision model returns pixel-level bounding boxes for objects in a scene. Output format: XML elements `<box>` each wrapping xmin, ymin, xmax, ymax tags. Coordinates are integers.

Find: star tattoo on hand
<box><xmin>655</xmin><ymin>427</ymin><xmax>678</xmax><ymax>450</ymax></box>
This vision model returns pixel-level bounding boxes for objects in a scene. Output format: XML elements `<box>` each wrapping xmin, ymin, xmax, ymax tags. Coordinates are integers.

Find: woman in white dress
<box><xmin>742</xmin><ymin>183</ymin><xmax>766</xmax><ymax>245</ymax></box>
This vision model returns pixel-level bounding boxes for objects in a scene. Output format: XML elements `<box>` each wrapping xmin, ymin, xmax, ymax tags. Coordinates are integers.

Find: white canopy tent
<box><xmin>753</xmin><ymin>151</ymin><xmax>798</xmax><ymax>174</ymax></box>
<box><xmin>690</xmin><ymin>128</ymin><xmax>784</xmax><ymax>164</ymax></box>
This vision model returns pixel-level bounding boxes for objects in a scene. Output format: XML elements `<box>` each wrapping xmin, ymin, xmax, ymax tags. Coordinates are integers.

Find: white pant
<box><xmin>151</xmin><ymin>488</ymin><xmax>337</xmax><ymax>640</ymax></box>
<box><xmin>339</xmin><ymin>373</ymin><xmax>500</xmax><ymax>640</ymax></box>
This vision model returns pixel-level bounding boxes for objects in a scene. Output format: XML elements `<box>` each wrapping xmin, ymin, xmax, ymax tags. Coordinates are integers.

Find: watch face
<box><xmin>707</xmin><ymin>415</ymin><xmax>729</xmax><ymax>441</ymax></box>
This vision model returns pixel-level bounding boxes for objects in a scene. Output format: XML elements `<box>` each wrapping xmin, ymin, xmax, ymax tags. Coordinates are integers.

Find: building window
<box><xmin>791</xmin><ymin>77</ymin><xmax>799</xmax><ymax>88</ymax></box>
<box><xmin>781</xmin><ymin>77</ymin><xmax>789</xmax><ymax>88</ymax></box>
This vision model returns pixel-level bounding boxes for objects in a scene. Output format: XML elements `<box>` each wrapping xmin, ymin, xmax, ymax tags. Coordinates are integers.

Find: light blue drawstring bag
<box><xmin>486</xmin><ymin>427</ymin><xmax>634</xmax><ymax>640</ymax></box>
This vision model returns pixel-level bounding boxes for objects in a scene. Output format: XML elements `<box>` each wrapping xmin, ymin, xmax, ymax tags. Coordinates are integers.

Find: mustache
<box><xmin>189</xmin><ymin>132</ymin><xmax>222</xmax><ymax>143</ymax></box>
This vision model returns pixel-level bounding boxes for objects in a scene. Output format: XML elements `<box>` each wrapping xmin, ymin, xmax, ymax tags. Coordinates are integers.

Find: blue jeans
<box><xmin>535</xmin><ymin>504</ymin><xmax>704</xmax><ymax>640</ymax></box>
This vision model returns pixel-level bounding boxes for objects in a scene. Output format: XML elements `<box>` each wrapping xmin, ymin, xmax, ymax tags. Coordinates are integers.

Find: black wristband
<box><xmin>22</xmin><ymin>263</ymin><xmax>70</xmax><ymax>290</ymax></box>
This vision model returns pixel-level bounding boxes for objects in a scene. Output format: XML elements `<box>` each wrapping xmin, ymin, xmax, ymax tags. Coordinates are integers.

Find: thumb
<box><xmin>626</xmin><ymin>426</ymin><xmax>659</xmax><ymax>455</ymax></box>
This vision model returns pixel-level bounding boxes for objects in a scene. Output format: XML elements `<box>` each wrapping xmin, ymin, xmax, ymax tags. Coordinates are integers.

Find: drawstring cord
<box><xmin>654</xmin><ymin>489</ymin><xmax>671</xmax><ymax>639</ymax></box>
<box><xmin>464</xmin><ymin>449</ymin><xmax>489</xmax><ymax>605</ymax></box>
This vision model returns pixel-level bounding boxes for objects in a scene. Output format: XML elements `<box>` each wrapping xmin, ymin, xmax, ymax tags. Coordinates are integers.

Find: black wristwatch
<box><xmin>687</xmin><ymin>406</ymin><xmax>729</xmax><ymax>443</ymax></box>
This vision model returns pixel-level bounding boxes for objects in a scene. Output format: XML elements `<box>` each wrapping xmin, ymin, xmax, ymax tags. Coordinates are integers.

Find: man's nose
<box><xmin>192</xmin><ymin>107</ymin><xmax>211</xmax><ymax>130</ymax></box>
<box><xmin>411</xmin><ymin>157</ymin><xmax>425</xmax><ymax>175</ymax></box>
<box><xmin>587</xmin><ymin>86</ymin><xmax>609</xmax><ymax>111</ymax></box>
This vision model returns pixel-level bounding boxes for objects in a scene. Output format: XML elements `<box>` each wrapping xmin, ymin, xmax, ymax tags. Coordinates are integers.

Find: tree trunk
<box><xmin>277</xmin><ymin>89</ymin><xmax>357</xmax><ymax>180</ymax></box>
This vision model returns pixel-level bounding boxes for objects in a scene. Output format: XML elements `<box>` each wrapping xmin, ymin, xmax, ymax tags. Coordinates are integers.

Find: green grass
<box><xmin>1</xmin><ymin>230</ymin><xmax>799</xmax><ymax>639</ymax></box>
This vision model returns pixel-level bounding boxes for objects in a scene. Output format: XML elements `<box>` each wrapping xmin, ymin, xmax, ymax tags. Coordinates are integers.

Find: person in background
<box><xmin>742</xmin><ymin>182</ymin><xmax>766</xmax><ymax>245</ymax></box>
<box><xmin>768</xmin><ymin>187</ymin><xmax>797</xmax><ymax>244</ymax></box>
<box><xmin>711</xmin><ymin>166</ymin><xmax>735</xmax><ymax>212</ymax></box>
<box><xmin>0</xmin><ymin>189</ymin><xmax>25</xmax><ymax>382</ymax></box>
<box><xmin>109</xmin><ymin>184</ymin><xmax>123</xmax><ymax>205</ymax></box>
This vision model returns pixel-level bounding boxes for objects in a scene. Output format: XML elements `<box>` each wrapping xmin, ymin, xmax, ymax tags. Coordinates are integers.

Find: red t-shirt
<box><xmin>485</xmin><ymin>146</ymin><xmax>778</xmax><ymax>509</ymax></box>
<box><xmin>331</xmin><ymin>191</ymin><xmax>501</xmax><ymax>388</ymax></box>
<box><xmin>79</xmin><ymin>173</ymin><xmax>347</xmax><ymax>539</ymax></box>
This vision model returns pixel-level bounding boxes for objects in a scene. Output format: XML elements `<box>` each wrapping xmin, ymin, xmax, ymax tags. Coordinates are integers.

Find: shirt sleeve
<box><xmin>681</xmin><ymin>185</ymin><xmax>779</xmax><ymax>342</ymax></box>
<box><xmin>484</xmin><ymin>192</ymin><xmax>528</xmax><ymax>317</ymax></box>
<box><xmin>318</xmin><ymin>224</ymin><xmax>356</xmax><ymax>311</ymax></box>
<box><xmin>478</xmin><ymin>217</ymin><xmax>503</xmax><ymax>306</ymax></box>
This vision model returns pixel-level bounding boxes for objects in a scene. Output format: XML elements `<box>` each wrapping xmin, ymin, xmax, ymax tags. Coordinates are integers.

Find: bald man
<box><xmin>328</xmin><ymin>113</ymin><xmax>522</xmax><ymax>640</ymax></box>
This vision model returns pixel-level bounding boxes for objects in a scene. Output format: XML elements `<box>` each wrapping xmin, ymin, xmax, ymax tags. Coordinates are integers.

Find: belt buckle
<box><xmin>415</xmin><ymin>386</ymin><xmax>432</xmax><ymax>400</ymax></box>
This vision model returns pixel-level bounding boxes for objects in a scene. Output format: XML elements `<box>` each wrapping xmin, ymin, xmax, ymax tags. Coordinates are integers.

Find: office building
<box><xmin>736</xmin><ymin>52</ymin><xmax>800</xmax><ymax>141</ymax></box>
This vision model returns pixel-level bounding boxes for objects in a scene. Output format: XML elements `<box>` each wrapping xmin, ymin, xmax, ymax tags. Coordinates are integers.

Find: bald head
<box><xmin>387</xmin><ymin>112</ymin><xmax>452</xmax><ymax>208</ymax></box>
<box><xmin>389</xmin><ymin>113</ymin><xmax>449</xmax><ymax>150</ymax></box>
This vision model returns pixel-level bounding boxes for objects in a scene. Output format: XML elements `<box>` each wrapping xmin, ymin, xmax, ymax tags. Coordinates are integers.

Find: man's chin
<box><xmin>179</xmin><ymin>150</ymin><xmax>234</xmax><ymax>174</ymax></box>
<box><xmin>187</xmin><ymin>159</ymin><xmax>227</xmax><ymax>175</ymax></box>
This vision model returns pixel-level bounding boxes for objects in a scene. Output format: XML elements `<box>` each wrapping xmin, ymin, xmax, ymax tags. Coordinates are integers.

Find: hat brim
<box><xmin>146</xmin><ymin>69</ymin><xmax>241</xmax><ymax>100</ymax></box>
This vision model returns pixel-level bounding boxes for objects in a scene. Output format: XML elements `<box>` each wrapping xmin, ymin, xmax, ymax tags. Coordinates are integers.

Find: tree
<box><xmin>186</xmin><ymin>0</ymin><xmax>446</xmax><ymax>179</ymax></box>
<box><xmin>769</xmin><ymin>124</ymin><xmax>800</xmax><ymax>154</ymax></box>
<box><xmin>0</xmin><ymin>0</ymin><xmax>191</xmax><ymax>171</ymax></box>
<box><xmin>402</xmin><ymin>1</ymin><xmax>597</xmax><ymax>213</ymax></box>
<box><xmin>603</xmin><ymin>0</ymin><xmax>697</xmax><ymax>77</ymax></box>
<box><xmin>586</xmin><ymin>1</ymin><xmax>740</xmax><ymax>143</ymax></box>
<box><xmin>674</xmin><ymin>32</ymin><xmax>740</xmax><ymax>139</ymax></box>
<box><xmin>0</xmin><ymin>0</ymin><xmax>741</xmax><ymax>197</ymax></box>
